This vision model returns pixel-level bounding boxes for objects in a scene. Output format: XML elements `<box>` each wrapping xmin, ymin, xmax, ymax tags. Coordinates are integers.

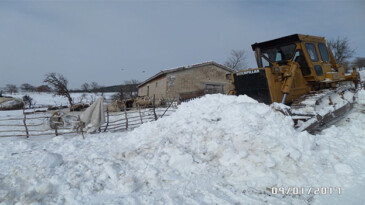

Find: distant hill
<box><xmin>71</xmin><ymin>84</ymin><xmax>139</xmax><ymax>93</ymax></box>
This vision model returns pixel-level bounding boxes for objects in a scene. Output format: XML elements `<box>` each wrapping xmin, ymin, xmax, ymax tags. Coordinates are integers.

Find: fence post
<box><xmin>138</xmin><ymin>104</ymin><xmax>143</xmax><ymax>124</ymax></box>
<box><xmin>152</xmin><ymin>95</ymin><xmax>157</xmax><ymax>121</ymax></box>
<box><xmin>103</xmin><ymin>106</ymin><xmax>109</xmax><ymax>132</ymax></box>
<box><xmin>54</xmin><ymin>123</ymin><xmax>58</xmax><ymax>136</ymax></box>
<box><xmin>78</xmin><ymin>115</ymin><xmax>85</xmax><ymax>139</ymax></box>
<box><xmin>124</xmin><ymin>102</ymin><xmax>128</xmax><ymax>129</ymax></box>
<box><xmin>161</xmin><ymin>101</ymin><xmax>173</xmax><ymax>118</ymax></box>
<box><xmin>22</xmin><ymin>109</ymin><xmax>29</xmax><ymax>138</ymax></box>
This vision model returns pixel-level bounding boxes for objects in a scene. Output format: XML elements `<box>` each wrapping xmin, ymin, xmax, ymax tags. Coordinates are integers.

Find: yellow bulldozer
<box><xmin>228</xmin><ymin>34</ymin><xmax>360</xmax><ymax>133</ymax></box>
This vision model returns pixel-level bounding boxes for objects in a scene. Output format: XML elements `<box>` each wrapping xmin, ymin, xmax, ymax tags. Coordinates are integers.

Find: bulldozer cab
<box><xmin>251</xmin><ymin>34</ymin><xmax>342</xmax><ymax>82</ymax></box>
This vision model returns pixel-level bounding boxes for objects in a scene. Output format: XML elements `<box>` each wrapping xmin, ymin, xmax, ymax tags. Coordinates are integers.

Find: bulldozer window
<box><xmin>305</xmin><ymin>43</ymin><xmax>319</xmax><ymax>62</ymax></box>
<box><xmin>261</xmin><ymin>44</ymin><xmax>296</xmax><ymax>63</ymax></box>
<box><xmin>315</xmin><ymin>65</ymin><xmax>323</xmax><ymax>76</ymax></box>
<box><xmin>318</xmin><ymin>43</ymin><xmax>329</xmax><ymax>62</ymax></box>
<box><xmin>294</xmin><ymin>50</ymin><xmax>311</xmax><ymax>76</ymax></box>
<box><xmin>262</xmin><ymin>53</ymin><xmax>270</xmax><ymax>67</ymax></box>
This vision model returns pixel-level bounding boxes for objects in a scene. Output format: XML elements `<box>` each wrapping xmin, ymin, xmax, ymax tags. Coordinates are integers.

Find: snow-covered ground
<box><xmin>0</xmin><ymin>91</ymin><xmax>365</xmax><ymax>204</ymax></box>
<box><xmin>358</xmin><ymin>70</ymin><xmax>365</xmax><ymax>82</ymax></box>
<box><xmin>9</xmin><ymin>92</ymin><xmax>116</xmax><ymax>108</ymax></box>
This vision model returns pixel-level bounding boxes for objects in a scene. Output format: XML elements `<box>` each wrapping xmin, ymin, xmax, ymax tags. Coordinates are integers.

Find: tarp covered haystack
<box><xmin>80</xmin><ymin>97</ymin><xmax>105</xmax><ymax>133</ymax></box>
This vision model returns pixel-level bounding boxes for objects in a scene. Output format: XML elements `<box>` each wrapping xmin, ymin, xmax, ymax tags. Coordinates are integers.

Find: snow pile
<box><xmin>0</xmin><ymin>94</ymin><xmax>364</xmax><ymax>204</ymax></box>
<box><xmin>357</xmin><ymin>89</ymin><xmax>365</xmax><ymax>104</ymax></box>
<box><xmin>124</xmin><ymin>95</ymin><xmax>317</xmax><ymax>189</ymax></box>
<box><xmin>40</xmin><ymin>152</ymin><xmax>64</xmax><ymax>168</ymax></box>
<box><xmin>358</xmin><ymin>70</ymin><xmax>365</xmax><ymax>82</ymax></box>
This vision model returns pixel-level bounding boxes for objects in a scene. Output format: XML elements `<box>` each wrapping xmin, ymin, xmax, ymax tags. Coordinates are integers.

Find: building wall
<box><xmin>138</xmin><ymin>64</ymin><xmax>232</xmax><ymax>99</ymax></box>
<box><xmin>165</xmin><ymin>65</ymin><xmax>232</xmax><ymax>99</ymax></box>
<box><xmin>138</xmin><ymin>75</ymin><xmax>168</xmax><ymax>99</ymax></box>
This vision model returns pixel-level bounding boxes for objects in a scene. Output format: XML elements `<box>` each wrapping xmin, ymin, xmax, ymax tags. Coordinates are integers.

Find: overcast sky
<box><xmin>1</xmin><ymin>0</ymin><xmax>364</xmax><ymax>89</ymax></box>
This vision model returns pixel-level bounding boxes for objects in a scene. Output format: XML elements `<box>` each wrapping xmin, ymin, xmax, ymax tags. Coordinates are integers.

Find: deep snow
<box><xmin>0</xmin><ymin>92</ymin><xmax>365</xmax><ymax>204</ymax></box>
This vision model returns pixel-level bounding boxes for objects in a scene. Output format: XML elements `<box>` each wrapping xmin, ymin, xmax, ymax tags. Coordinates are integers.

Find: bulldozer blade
<box><xmin>299</xmin><ymin>102</ymin><xmax>353</xmax><ymax>134</ymax></box>
<box><xmin>291</xmin><ymin>87</ymin><xmax>356</xmax><ymax>134</ymax></box>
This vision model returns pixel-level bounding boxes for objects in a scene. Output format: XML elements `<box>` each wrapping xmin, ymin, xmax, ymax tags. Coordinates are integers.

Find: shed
<box><xmin>137</xmin><ymin>61</ymin><xmax>234</xmax><ymax>100</ymax></box>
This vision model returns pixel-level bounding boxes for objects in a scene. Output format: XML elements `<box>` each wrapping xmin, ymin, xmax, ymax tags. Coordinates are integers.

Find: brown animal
<box><xmin>106</xmin><ymin>100</ymin><xmax>124</xmax><ymax>112</ymax></box>
<box><xmin>106</xmin><ymin>99</ymin><xmax>134</xmax><ymax>112</ymax></box>
<box><xmin>134</xmin><ymin>96</ymin><xmax>152</xmax><ymax>108</ymax></box>
<box><xmin>134</xmin><ymin>96</ymin><xmax>165</xmax><ymax>108</ymax></box>
<box><xmin>71</xmin><ymin>103</ymin><xmax>89</xmax><ymax>111</ymax></box>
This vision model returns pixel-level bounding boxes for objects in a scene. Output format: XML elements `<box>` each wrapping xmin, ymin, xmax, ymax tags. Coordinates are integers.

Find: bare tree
<box><xmin>81</xmin><ymin>82</ymin><xmax>90</xmax><ymax>92</ymax></box>
<box><xmin>111</xmin><ymin>87</ymin><xmax>126</xmax><ymax>102</ymax></box>
<box><xmin>4</xmin><ymin>84</ymin><xmax>18</xmax><ymax>95</ymax></box>
<box><xmin>36</xmin><ymin>85</ymin><xmax>52</xmax><ymax>93</ymax></box>
<box><xmin>43</xmin><ymin>73</ymin><xmax>73</xmax><ymax>111</ymax></box>
<box><xmin>328</xmin><ymin>37</ymin><xmax>355</xmax><ymax>65</ymax></box>
<box><xmin>224</xmin><ymin>49</ymin><xmax>247</xmax><ymax>71</ymax></box>
<box><xmin>111</xmin><ymin>80</ymin><xmax>139</xmax><ymax>101</ymax></box>
<box><xmin>22</xmin><ymin>95</ymin><xmax>35</xmax><ymax>109</ymax></box>
<box><xmin>20</xmin><ymin>83</ymin><xmax>36</xmax><ymax>92</ymax></box>
<box><xmin>125</xmin><ymin>79</ymin><xmax>139</xmax><ymax>85</ymax></box>
<box><xmin>90</xmin><ymin>81</ymin><xmax>100</xmax><ymax>93</ymax></box>
<box><xmin>123</xmin><ymin>80</ymin><xmax>139</xmax><ymax>99</ymax></box>
<box><xmin>353</xmin><ymin>57</ymin><xmax>365</xmax><ymax>69</ymax></box>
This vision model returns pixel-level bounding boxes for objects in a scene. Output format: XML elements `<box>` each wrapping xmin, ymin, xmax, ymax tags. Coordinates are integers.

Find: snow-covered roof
<box><xmin>137</xmin><ymin>61</ymin><xmax>234</xmax><ymax>88</ymax></box>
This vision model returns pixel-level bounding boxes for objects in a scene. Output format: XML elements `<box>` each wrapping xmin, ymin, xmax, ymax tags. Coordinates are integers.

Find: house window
<box><xmin>156</xmin><ymin>82</ymin><xmax>158</xmax><ymax>87</ymax></box>
<box><xmin>205</xmin><ymin>84</ymin><xmax>223</xmax><ymax>94</ymax></box>
<box><xmin>305</xmin><ymin>43</ymin><xmax>319</xmax><ymax>62</ymax></box>
<box><xmin>147</xmin><ymin>86</ymin><xmax>149</xmax><ymax>97</ymax></box>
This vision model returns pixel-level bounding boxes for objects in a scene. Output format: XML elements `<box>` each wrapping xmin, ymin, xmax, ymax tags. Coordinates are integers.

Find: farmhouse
<box><xmin>137</xmin><ymin>61</ymin><xmax>234</xmax><ymax>100</ymax></box>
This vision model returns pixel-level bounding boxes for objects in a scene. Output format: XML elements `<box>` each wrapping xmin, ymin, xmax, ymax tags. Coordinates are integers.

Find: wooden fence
<box><xmin>0</xmin><ymin>109</ymin><xmax>85</xmax><ymax>138</ymax></box>
<box><xmin>101</xmin><ymin>104</ymin><xmax>176</xmax><ymax>133</ymax></box>
<box><xmin>0</xmin><ymin>104</ymin><xmax>176</xmax><ymax>139</ymax></box>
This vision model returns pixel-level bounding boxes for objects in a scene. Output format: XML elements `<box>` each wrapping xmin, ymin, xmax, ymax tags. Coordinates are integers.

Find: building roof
<box><xmin>137</xmin><ymin>61</ymin><xmax>234</xmax><ymax>88</ymax></box>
